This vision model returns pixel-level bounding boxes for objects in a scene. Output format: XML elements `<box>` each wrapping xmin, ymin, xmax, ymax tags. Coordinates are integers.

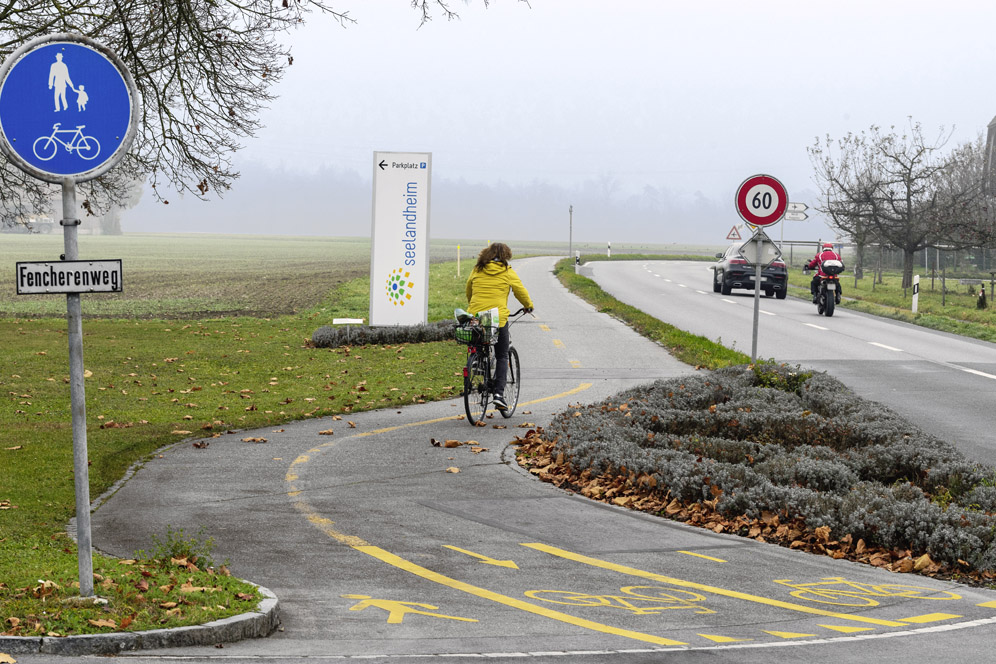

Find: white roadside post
<box><xmin>913</xmin><ymin>274</ymin><xmax>920</xmax><ymax>313</ymax></box>
<box><xmin>735</xmin><ymin>175</ymin><xmax>789</xmax><ymax>363</ymax></box>
<box><xmin>0</xmin><ymin>33</ymin><xmax>138</xmax><ymax>598</ymax></box>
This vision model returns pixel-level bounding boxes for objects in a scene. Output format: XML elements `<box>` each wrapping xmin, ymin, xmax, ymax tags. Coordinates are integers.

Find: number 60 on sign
<box><xmin>735</xmin><ymin>174</ymin><xmax>788</xmax><ymax>227</ymax></box>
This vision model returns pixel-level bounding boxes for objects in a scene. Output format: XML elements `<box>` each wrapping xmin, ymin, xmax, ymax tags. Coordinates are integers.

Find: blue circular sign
<box><xmin>0</xmin><ymin>34</ymin><xmax>136</xmax><ymax>183</ymax></box>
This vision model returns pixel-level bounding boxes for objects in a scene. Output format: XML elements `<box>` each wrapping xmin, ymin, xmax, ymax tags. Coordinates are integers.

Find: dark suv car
<box><xmin>712</xmin><ymin>242</ymin><xmax>788</xmax><ymax>298</ymax></box>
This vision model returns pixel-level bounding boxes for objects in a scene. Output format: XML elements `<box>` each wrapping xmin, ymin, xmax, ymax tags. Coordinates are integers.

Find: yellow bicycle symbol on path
<box><xmin>525</xmin><ymin>585</ymin><xmax>715</xmax><ymax>615</ymax></box>
<box><xmin>773</xmin><ymin>576</ymin><xmax>962</xmax><ymax>607</ymax></box>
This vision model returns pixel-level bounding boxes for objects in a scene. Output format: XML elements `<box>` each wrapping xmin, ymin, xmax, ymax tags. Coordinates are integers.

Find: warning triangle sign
<box><xmin>726</xmin><ymin>225</ymin><xmax>742</xmax><ymax>241</ymax></box>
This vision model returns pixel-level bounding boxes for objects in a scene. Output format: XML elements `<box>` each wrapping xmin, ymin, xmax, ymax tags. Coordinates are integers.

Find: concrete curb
<box><xmin>0</xmin><ymin>584</ymin><xmax>278</xmax><ymax>656</ymax></box>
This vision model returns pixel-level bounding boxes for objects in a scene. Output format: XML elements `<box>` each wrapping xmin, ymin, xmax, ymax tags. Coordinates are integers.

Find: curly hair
<box><xmin>474</xmin><ymin>243</ymin><xmax>513</xmax><ymax>271</ymax></box>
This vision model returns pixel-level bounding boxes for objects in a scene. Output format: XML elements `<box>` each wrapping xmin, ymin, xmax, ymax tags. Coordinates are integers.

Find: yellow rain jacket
<box><xmin>465</xmin><ymin>261</ymin><xmax>533</xmax><ymax>327</ymax></box>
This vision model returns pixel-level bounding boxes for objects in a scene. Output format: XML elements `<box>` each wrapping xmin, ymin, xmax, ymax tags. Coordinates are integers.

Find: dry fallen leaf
<box><xmin>443</xmin><ymin>440</ymin><xmax>463</xmax><ymax>448</ymax></box>
<box><xmin>319</xmin><ymin>429</ymin><xmax>334</xmax><ymax>435</ymax></box>
<box><xmin>87</xmin><ymin>618</ymin><xmax>117</xmax><ymax>629</ymax></box>
<box><xmin>171</xmin><ymin>430</ymin><xmax>192</xmax><ymax>435</ymax></box>
<box><xmin>0</xmin><ymin>651</ymin><xmax>15</xmax><ymax>663</ymax></box>
<box><xmin>348</xmin><ymin>421</ymin><xmax>356</xmax><ymax>428</ymax></box>
<box><xmin>241</xmin><ymin>437</ymin><xmax>267</xmax><ymax>443</ymax></box>
<box><xmin>445</xmin><ymin>467</ymin><xmax>460</xmax><ymax>473</ymax></box>
<box><xmin>4</xmin><ymin>446</ymin><xmax>22</xmax><ymax>451</ymax></box>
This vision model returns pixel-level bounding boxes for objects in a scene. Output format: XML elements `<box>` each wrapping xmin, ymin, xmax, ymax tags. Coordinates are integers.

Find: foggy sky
<box><xmin>123</xmin><ymin>0</ymin><xmax>996</xmax><ymax>244</ymax></box>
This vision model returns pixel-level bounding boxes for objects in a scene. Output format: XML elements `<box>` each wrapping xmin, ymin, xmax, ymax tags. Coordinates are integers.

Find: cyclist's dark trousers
<box><xmin>493</xmin><ymin>323</ymin><xmax>510</xmax><ymax>394</ymax></box>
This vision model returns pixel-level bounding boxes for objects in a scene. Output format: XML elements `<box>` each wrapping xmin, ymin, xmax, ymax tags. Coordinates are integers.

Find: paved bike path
<box><xmin>23</xmin><ymin>257</ymin><xmax>996</xmax><ymax>662</ymax></box>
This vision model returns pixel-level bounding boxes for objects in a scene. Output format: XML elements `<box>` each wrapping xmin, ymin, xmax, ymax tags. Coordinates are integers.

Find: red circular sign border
<box><xmin>735</xmin><ymin>174</ymin><xmax>788</xmax><ymax>227</ymax></box>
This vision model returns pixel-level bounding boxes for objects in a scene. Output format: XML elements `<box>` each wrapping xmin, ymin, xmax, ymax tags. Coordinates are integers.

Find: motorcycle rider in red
<box><xmin>807</xmin><ymin>242</ymin><xmax>844</xmax><ymax>304</ymax></box>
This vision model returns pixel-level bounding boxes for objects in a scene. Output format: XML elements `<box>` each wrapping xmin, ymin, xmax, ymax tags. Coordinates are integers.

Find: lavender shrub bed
<box><xmin>545</xmin><ymin>364</ymin><xmax>996</xmax><ymax>572</ymax></box>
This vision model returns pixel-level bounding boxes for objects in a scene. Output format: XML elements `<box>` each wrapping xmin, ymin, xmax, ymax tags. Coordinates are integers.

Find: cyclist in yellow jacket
<box><xmin>465</xmin><ymin>243</ymin><xmax>534</xmax><ymax>411</ymax></box>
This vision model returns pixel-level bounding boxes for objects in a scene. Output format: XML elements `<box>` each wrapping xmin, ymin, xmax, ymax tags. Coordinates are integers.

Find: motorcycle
<box><xmin>807</xmin><ymin>259</ymin><xmax>845</xmax><ymax>317</ymax></box>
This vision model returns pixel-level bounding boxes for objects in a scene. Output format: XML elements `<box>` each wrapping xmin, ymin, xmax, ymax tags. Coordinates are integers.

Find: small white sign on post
<box><xmin>16</xmin><ymin>259</ymin><xmax>122</xmax><ymax>294</ymax></box>
<box><xmin>370</xmin><ymin>152</ymin><xmax>431</xmax><ymax>326</ymax></box>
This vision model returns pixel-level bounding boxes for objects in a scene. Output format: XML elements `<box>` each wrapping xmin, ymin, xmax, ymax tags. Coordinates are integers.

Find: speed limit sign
<box><xmin>735</xmin><ymin>174</ymin><xmax>788</xmax><ymax>227</ymax></box>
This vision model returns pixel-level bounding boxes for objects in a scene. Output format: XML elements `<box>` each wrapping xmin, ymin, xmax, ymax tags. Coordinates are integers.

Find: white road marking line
<box><xmin>664</xmin><ymin>279</ymin><xmax>673</xmax><ymax>283</ymax></box>
<box><xmin>678</xmin><ymin>284</ymin><xmax>688</xmax><ymax>288</ymax></box>
<box><xmin>804</xmin><ymin>324</ymin><xmax>828</xmax><ymax>330</ymax></box>
<box><xmin>653</xmin><ymin>273</ymin><xmax>661</xmax><ymax>277</ymax></box>
<box><xmin>869</xmin><ymin>342</ymin><xmax>903</xmax><ymax>352</ymax></box>
<box><xmin>961</xmin><ymin>368</ymin><xmax>996</xmax><ymax>381</ymax></box>
<box><xmin>759</xmin><ymin>310</ymin><xmax>776</xmax><ymax>316</ymax></box>
<box><xmin>721</xmin><ymin>299</ymin><xmax>736</xmax><ymax>304</ymax></box>
<box><xmin>696</xmin><ymin>290</ymin><xmax>709</xmax><ymax>295</ymax></box>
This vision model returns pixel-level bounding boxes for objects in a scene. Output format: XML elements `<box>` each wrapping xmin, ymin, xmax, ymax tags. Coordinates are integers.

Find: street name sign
<box><xmin>16</xmin><ymin>260</ymin><xmax>122</xmax><ymax>294</ymax></box>
<box><xmin>735</xmin><ymin>174</ymin><xmax>788</xmax><ymax>227</ymax></box>
<box><xmin>784</xmin><ymin>211</ymin><xmax>808</xmax><ymax>221</ymax></box>
<box><xmin>0</xmin><ymin>33</ymin><xmax>137</xmax><ymax>182</ymax></box>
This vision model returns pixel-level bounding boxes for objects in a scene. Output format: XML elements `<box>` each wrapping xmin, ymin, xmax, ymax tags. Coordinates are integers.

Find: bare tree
<box><xmin>0</xmin><ymin>1</ymin><xmax>514</xmax><ymax>226</ymax></box>
<box><xmin>808</xmin><ymin>120</ymin><xmax>983</xmax><ymax>288</ymax></box>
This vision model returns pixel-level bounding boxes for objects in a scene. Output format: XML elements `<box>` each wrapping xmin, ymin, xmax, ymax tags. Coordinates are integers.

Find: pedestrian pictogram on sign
<box><xmin>726</xmin><ymin>226</ymin><xmax>742</xmax><ymax>241</ymax></box>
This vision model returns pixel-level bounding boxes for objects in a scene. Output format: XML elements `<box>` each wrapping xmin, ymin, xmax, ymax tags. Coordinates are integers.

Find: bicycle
<box><xmin>773</xmin><ymin>576</ymin><xmax>961</xmax><ymax>607</ymax></box>
<box><xmin>454</xmin><ymin>307</ymin><xmax>527</xmax><ymax>425</ymax></box>
<box><xmin>32</xmin><ymin>123</ymin><xmax>101</xmax><ymax>161</ymax></box>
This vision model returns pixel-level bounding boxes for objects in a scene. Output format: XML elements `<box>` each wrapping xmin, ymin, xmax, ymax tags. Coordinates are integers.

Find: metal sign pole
<box><xmin>61</xmin><ymin>176</ymin><xmax>94</xmax><ymax>597</ymax></box>
<box><xmin>751</xmin><ymin>239</ymin><xmax>762</xmax><ymax>363</ymax></box>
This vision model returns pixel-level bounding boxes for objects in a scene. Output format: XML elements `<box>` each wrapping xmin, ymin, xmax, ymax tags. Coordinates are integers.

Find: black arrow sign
<box><xmin>378</xmin><ymin>159</ymin><xmax>387</xmax><ymax>171</ymax></box>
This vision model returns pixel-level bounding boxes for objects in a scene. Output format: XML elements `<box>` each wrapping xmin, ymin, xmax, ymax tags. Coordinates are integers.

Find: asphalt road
<box><xmin>14</xmin><ymin>257</ymin><xmax>996</xmax><ymax>664</ymax></box>
<box><xmin>588</xmin><ymin>259</ymin><xmax>996</xmax><ymax>466</ymax></box>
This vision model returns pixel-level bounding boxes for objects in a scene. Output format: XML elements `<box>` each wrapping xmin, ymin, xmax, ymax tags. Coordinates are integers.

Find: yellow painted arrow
<box><xmin>443</xmin><ymin>545</ymin><xmax>519</xmax><ymax>569</ymax></box>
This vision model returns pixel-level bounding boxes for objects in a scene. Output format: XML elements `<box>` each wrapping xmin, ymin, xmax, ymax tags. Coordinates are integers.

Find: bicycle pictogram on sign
<box><xmin>33</xmin><ymin>123</ymin><xmax>99</xmax><ymax>161</ymax></box>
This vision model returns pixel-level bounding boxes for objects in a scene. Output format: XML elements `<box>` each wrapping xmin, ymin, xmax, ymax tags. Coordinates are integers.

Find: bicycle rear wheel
<box><xmin>501</xmin><ymin>346</ymin><xmax>520</xmax><ymax>418</ymax></box>
<box><xmin>463</xmin><ymin>349</ymin><xmax>491</xmax><ymax>425</ymax></box>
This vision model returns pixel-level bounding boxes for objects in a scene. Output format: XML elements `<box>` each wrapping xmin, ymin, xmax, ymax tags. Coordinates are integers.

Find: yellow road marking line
<box><xmin>820</xmin><ymin>624</ymin><xmax>875</xmax><ymax>633</ymax></box>
<box><xmin>294</xmin><ymin>501</ymin><xmax>370</xmax><ymax>547</ymax></box>
<box><xmin>443</xmin><ymin>545</ymin><xmax>519</xmax><ymax>569</ymax></box>
<box><xmin>539</xmin><ymin>324</ymin><xmax>551</xmax><ymax>332</ymax></box>
<box><xmin>346</xmin><ymin>383</ymin><xmax>593</xmax><ymax>437</ymax></box>
<box><xmin>553</xmin><ymin>339</ymin><xmax>565</xmax><ymax>349</ymax></box>
<box><xmin>699</xmin><ymin>634</ymin><xmax>750</xmax><ymax>643</ymax></box>
<box><xmin>977</xmin><ymin>600</ymin><xmax>996</xmax><ymax>608</ymax></box>
<box><xmin>764</xmin><ymin>630</ymin><xmax>817</xmax><ymax>639</ymax></box>
<box><xmin>900</xmin><ymin>613</ymin><xmax>962</xmax><ymax>624</ymax></box>
<box><xmin>355</xmin><ymin>544</ymin><xmax>687</xmax><ymax>646</ymax></box>
<box><xmin>569</xmin><ymin>360</ymin><xmax>582</xmax><ymax>368</ymax></box>
<box><xmin>677</xmin><ymin>551</ymin><xmax>726</xmax><ymax>563</ymax></box>
<box><xmin>522</xmin><ymin>543</ymin><xmax>906</xmax><ymax>627</ymax></box>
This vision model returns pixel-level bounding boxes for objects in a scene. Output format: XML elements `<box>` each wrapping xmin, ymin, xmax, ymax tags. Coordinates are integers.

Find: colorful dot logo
<box><xmin>385</xmin><ymin>268</ymin><xmax>415</xmax><ymax>306</ymax></box>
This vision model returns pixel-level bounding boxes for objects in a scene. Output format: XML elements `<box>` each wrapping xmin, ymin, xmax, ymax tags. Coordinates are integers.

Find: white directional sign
<box><xmin>0</xmin><ymin>34</ymin><xmax>137</xmax><ymax>183</ymax></box>
<box><xmin>735</xmin><ymin>174</ymin><xmax>788</xmax><ymax>227</ymax></box>
<box><xmin>787</xmin><ymin>202</ymin><xmax>808</xmax><ymax>213</ymax></box>
<box><xmin>16</xmin><ymin>260</ymin><xmax>122</xmax><ymax>294</ymax></box>
<box><xmin>783</xmin><ymin>211</ymin><xmax>808</xmax><ymax>221</ymax></box>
